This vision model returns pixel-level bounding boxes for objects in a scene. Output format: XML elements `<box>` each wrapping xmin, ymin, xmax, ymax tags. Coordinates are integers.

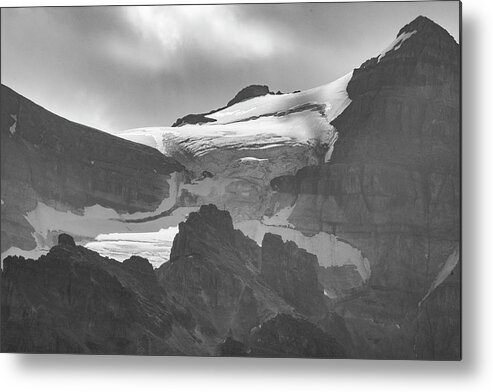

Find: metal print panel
<box><xmin>0</xmin><ymin>1</ymin><xmax>461</xmax><ymax>359</ymax></box>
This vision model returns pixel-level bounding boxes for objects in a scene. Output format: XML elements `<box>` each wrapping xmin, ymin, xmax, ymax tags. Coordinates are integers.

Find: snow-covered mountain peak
<box><xmin>119</xmin><ymin>71</ymin><xmax>352</xmax><ymax>176</ymax></box>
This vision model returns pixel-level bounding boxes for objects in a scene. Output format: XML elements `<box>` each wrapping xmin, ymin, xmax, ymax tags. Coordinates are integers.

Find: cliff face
<box><xmin>268</xmin><ymin>16</ymin><xmax>460</xmax><ymax>359</ymax></box>
<box><xmin>156</xmin><ymin>205</ymin><xmax>331</xmax><ymax>342</ymax></box>
<box><xmin>1</xmin><ymin>85</ymin><xmax>183</xmax><ymax>254</ymax></box>
<box><xmin>260</xmin><ymin>233</ymin><xmax>326</xmax><ymax>316</ymax></box>
<box><xmin>414</xmin><ymin>261</ymin><xmax>461</xmax><ymax>360</ymax></box>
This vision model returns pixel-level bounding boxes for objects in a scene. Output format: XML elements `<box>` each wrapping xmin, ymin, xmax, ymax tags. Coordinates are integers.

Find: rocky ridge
<box><xmin>2</xmin><ymin>207</ymin><xmax>347</xmax><ymax>356</ymax></box>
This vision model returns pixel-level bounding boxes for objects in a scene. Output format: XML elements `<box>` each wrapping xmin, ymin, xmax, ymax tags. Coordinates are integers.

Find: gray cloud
<box><xmin>1</xmin><ymin>2</ymin><xmax>459</xmax><ymax>133</ymax></box>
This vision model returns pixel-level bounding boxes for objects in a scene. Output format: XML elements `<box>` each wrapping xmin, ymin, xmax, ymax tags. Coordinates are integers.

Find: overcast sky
<box><xmin>1</xmin><ymin>1</ymin><xmax>459</xmax><ymax>134</ymax></box>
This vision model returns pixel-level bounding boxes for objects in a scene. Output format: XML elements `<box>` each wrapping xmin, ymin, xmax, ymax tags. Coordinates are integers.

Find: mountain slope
<box><xmin>1</xmin><ymin>85</ymin><xmax>185</xmax><ymax>262</ymax></box>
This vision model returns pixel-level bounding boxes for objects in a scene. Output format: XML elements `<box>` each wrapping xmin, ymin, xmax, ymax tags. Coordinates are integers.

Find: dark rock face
<box><xmin>0</xmin><ymin>246</ymin><xmax>200</xmax><ymax>355</ymax></box>
<box><xmin>171</xmin><ymin>113</ymin><xmax>217</xmax><ymax>127</ymax></box>
<box><xmin>318</xmin><ymin>265</ymin><xmax>363</xmax><ymax>298</ymax></box>
<box><xmin>123</xmin><ymin>255</ymin><xmax>155</xmax><ymax>275</ymax></box>
<box><xmin>414</xmin><ymin>261</ymin><xmax>461</xmax><ymax>360</ymax></box>
<box><xmin>58</xmin><ymin>233</ymin><xmax>75</xmax><ymax>247</ymax></box>
<box><xmin>157</xmin><ymin>205</ymin><xmax>288</xmax><ymax>340</ymax></box>
<box><xmin>217</xmin><ymin>336</ymin><xmax>249</xmax><ymax>357</ymax></box>
<box><xmin>215</xmin><ymin>314</ymin><xmax>346</xmax><ymax>358</ymax></box>
<box><xmin>260</xmin><ymin>233</ymin><xmax>326</xmax><ymax>316</ymax></box>
<box><xmin>331</xmin><ymin>15</ymin><xmax>460</xmax><ymax>171</ymax></box>
<box><xmin>269</xmin><ymin>16</ymin><xmax>460</xmax><ymax>359</ymax></box>
<box><xmin>248</xmin><ymin>314</ymin><xmax>346</xmax><ymax>358</ymax></box>
<box><xmin>1</xmin><ymin>85</ymin><xmax>183</xmax><ymax>253</ymax></box>
<box><xmin>171</xmin><ymin>84</ymin><xmax>271</xmax><ymax>127</ymax></box>
<box><xmin>157</xmin><ymin>205</ymin><xmax>346</xmax><ymax>348</ymax></box>
<box><xmin>227</xmin><ymin>85</ymin><xmax>270</xmax><ymax>107</ymax></box>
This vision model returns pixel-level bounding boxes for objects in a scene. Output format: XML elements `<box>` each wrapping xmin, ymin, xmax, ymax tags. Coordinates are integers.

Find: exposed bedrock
<box><xmin>260</xmin><ymin>233</ymin><xmax>326</xmax><ymax>316</ymax></box>
<box><xmin>156</xmin><ymin>205</ymin><xmax>333</xmax><ymax>341</ymax></box>
<box><xmin>171</xmin><ymin>84</ymin><xmax>271</xmax><ymax>127</ymax></box>
<box><xmin>171</xmin><ymin>113</ymin><xmax>216</xmax><ymax>127</ymax></box>
<box><xmin>414</xmin><ymin>260</ymin><xmax>461</xmax><ymax>360</ymax></box>
<box><xmin>0</xmin><ymin>234</ymin><xmax>201</xmax><ymax>355</ymax></box>
<box><xmin>265</xmin><ymin>16</ymin><xmax>460</xmax><ymax>358</ymax></box>
<box><xmin>1</xmin><ymin>85</ymin><xmax>183</xmax><ymax>254</ymax></box>
<box><xmin>226</xmin><ymin>84</ymin><xmax>271</xmax><ymax>107</ymax></box>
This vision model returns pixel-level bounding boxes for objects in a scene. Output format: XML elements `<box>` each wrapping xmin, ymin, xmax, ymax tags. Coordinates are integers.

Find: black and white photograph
<box><xmin>1</xmin><ymin>0</ymin><xmax>462</xmax><ymax>362</ymax></box>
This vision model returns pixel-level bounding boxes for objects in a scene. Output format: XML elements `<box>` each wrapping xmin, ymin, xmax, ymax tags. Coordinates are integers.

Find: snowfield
<box><xmin>84</xmin><ymin>228</ymin><xmax>180</xmax><ymax>268</ymax></box>
<box><xmin>119</xmin><ymin>72</ymin><xmax>352</xmax><ymax>165</ymax></box>
<box><xmin>377</xmin><ymin>30</ymin><xmax>417</xmax><ymax>62</ymax></box>
<box><xmin>208</xmin><ymin>71</ymin><xmax>352</xmax><ymax>125</ymax></box>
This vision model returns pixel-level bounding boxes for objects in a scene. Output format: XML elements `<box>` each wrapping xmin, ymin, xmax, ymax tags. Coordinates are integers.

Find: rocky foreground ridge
<box><xmin>2</xmin><ymin>206</ymin><xmax>345</xmax><ymax>357</ymax></box>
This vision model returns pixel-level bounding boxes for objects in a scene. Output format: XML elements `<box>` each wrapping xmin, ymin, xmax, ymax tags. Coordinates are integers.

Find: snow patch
<box><xmin>24</xmin><ymin>174</ymin><xmax>183</xmax><ymax>239</ymax></box>
<box><xmin>324</xmin><ymin>289</ymin><xmax>337</xmax><ymax>299</ymax></box>
<box><xmin>2</xmin><ymin>173</ymin><xmax>199</xmax><ymax>267</ymax></box>
<box><xmin>377</xmin><ymin>30</ymin><xmax>417</xmax><ymax>62</ymax></box>
<box><xmin>9</xmin><ymin>114</ymin><xmax>17</xmax><ymax>135</ymax></box>
<box><xmin>85</xmin><ymin>227</ymin><xmax>179</xmax><ymax>268</ymax></box>
<box><xmin>420</xmin><ymin>247</ymin><xmax>460</xmax><ymax>306</ymax></box>
<box><xmin>261</xmin><ymin>206</ymin><xmax>295</xmax><ymax>228</ymax></box>
<box><xmin>236</xmin><ymin>219</ymin><xmax>371</xmax><ymax>280</ymax></box>
<box><xmin>239</xmin><ymin>157</ymin><xmax>269</xmax><ymax>163</ymax></box>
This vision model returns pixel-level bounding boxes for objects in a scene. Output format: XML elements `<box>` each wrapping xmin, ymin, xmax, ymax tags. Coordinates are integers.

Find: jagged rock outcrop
<box><xmin>318</xmin><ymin>265</ymin><xmax>364</xmax><ymax>298</ymax></box>
<box><xmin>157</xmin><ymin>205</ymin><xmax>345</xmax><ymax>345</ymax></box>
<box><xmin>171</xmin><ymin>85</ymin><xmax>271</xmax><ymax>127</ymax></box>
<box><xmin>157</xmin><ymin>205</ymin><xmax>292</xmax><ymax>340</ymax></box>
<box><xmin>1</xmin><ymin>85</ymin><xmax>183</xmax><ymax>254</ymax></box>
<box><xmin>58</xmin><ymin>233</ymin><xmax>76</xmax><ymax>247</ymax></box>
<box><xmin>227</xmin><ymin>85</ymin><xmax>270</xmax><ymax>107</ymax></box>
<box><xmin>171</xmin><ymin>113</ymin><xmax>217</xmax><ymax>127</ymax></box>
<box><xmin>260</xmin><ymin>233</ymin><xmax>326</xmax><ymax>316</ymax></box>
<box><xmin>2</xmin><ymin>210</ymin><xmax>348</xmax><ymax>356</ymax></box>
<box><xmin>0</xmin><ymin>236</ymin><xmax>203</xmax><ymax>354</ymax></box>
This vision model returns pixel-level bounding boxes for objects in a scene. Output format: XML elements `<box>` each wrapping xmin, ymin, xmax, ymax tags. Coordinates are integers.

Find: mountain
<box><xmin>272</xmin><ymin>15</ymin><xmax>460</xmax><ymax>359</ymax></box>
<box><xmin>1</xmin><ymin>16</ymin><xmax>460</xmax><ymax>359</ymax></box>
